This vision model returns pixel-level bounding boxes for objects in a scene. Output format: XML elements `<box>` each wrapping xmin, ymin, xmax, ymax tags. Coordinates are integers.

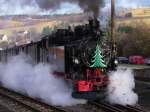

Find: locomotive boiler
<box><xmin>0</xmin><ymin>18</ymin><xmax>117</xmax><ymax>99</ymax></box>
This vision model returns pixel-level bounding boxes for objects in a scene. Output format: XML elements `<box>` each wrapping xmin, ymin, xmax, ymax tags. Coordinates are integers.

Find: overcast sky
<box><xmin>107</xmin><ymin>0</ymin><xmax>150</xmax><ymax>8</ymax></box>
<box><xmin>0</xmin><ymin>0</ymin><xmax>149</xmax><ymax>15</ymax></box>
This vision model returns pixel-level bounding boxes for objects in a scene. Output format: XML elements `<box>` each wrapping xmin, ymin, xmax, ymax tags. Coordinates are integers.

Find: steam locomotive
<box><xmin>0</xmin><ymin>18</ymin><xmax>117</xmax><ymax>99</ymax></box>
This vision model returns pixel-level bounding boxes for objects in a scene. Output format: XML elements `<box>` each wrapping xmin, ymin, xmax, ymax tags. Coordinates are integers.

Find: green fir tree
<box><xmin>90</xmin><ymin>44</ymin><xmax>107</xmax><ymax>68</ymax></box>
<box><xmin>42</xmin><ymin>26</ymin><xmax>51</xmax><ymax>36</ymax></box>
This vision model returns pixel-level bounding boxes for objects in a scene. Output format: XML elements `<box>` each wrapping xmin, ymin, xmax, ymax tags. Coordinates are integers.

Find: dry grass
<box><xmin>0</xmin><ymin>14</ymin><xmax>86</xmax><ymax>36</ymax></box>
<box><xmin>0</xmin><ymin>19</ymin><xmax>23</xmax><ymax>28</ymax></box>
<box><xmin>0</xmin><ymin>20</ymin><xmax>62</xmax><ymax>36</ymax></box>
<box><xmin>117</xmin><ymin>8</ymin><xmax>150</xmax><ymax>26</ymax></box>
<box><xmin>116</xmin><ymin>17</ymin><xmax>150</xmax><ymax>27</ymax></box>
<box><xmin>131</xmin><ymin>8</ymin><xmax>150</xmax><ymax>17</ymax></box>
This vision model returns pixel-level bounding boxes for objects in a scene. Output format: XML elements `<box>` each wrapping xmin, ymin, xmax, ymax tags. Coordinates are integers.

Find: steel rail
<box><xmin>0</xmin><ymin>86</ymin><xmax>67</xmax><ymax>112</ymax></box>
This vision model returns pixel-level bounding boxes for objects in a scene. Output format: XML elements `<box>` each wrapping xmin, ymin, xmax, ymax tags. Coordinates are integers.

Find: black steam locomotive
<box><xmin>0</xmin><ymin>19</ymin><xmax>117</xmax><ymax>99</ymax></box>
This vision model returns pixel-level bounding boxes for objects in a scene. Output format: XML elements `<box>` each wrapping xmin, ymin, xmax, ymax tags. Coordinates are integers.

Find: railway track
<box><xmin>0</xmin><ymin>87</ymin><xmax>106</xmax><ymax>112</ymax></box>
<box><xmin>0</xmin><ymin>86</ymin><xmax>67</xmax><ymax>112</ymax></box>
<box><xmin>89</xmin><ymin>101</ymin><xmax>148</xmax><ymax>112</ymax></box>
<box><xmin>116</xmin><ymin>105</ymin><xmax>147</xmax><ymax>112</ymax></box>
<box><xmin>0</xmin><ymin>86</ymin><xmax>148</xmax><ymax>112</ymax></box>
<box><xmin>89</xmin><ymin>101</ymin><xmax>124</xmax><ymax>112</ymax></box>
<box><xmin>0</xmin><ymin>91</ymin><xmax>41</xmax><ymax>112</ymax></box>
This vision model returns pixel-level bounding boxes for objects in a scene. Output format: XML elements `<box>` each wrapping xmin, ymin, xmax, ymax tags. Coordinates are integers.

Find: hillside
<box><xmin>0</xmin><ymin>14</ymin><xmax>87</xmax><ymax>36</ymax></box>
<box><xmin>117</xmin><ymin>8</ymin><xmax>150</xmax><ymax>27</ymax></box>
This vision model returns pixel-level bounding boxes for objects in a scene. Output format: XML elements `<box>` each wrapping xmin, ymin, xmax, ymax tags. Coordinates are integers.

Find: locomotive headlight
<box><xmin>114</xmin><ymin>59</ymin><xmax>118</xmax><ymax>65</ymax></box>
<box><xmin>74</xmin><ymin>58</ymin><xmax>79</xmax><ymax>64</ymax></box>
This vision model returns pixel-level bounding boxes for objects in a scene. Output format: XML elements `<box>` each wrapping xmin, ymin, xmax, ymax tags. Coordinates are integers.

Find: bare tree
<box><xmin>116</xmin><ymin>22</ymin><xmax>150</xmax><ymax>57</ymax></box>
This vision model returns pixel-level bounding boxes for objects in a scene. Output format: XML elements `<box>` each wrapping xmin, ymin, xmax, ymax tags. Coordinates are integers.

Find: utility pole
<box><xmin>111</xmin><ymin>0</ymin><xmax>116</xmax><ymax>58</ymax></box>
<box><xmin>109</xmin><ymin>0</ymin><xmax>117</xmax><ymax>70</ymax></box>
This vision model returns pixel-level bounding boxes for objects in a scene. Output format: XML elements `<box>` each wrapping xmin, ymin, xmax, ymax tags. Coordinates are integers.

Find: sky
<box><xmin>0</xmin><ymin>0</ymin><xmax>149</xmax><ymax>15</ymax></box>
<box><xmin>0</xmin><ymin>0</ymin><xmax>83</xmax><ymax>15</ymax></box>
<box><xmin>108</xmin><ymin>0</ymin><xmax>150</xmax><ymax>8</ymax></box>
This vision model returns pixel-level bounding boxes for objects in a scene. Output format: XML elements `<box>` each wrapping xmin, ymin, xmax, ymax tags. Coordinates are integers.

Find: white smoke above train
<box><xmin>0</xmin><ymin>53</ymin><xmax>86</xmax><ymax>106</ymax></box>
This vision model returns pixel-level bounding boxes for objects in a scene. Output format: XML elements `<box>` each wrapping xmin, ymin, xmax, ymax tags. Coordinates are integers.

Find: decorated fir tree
<box><xmin>90</xmin><ymin>44</ymin><xmax>106</xmax><ymax>68</ymax></box>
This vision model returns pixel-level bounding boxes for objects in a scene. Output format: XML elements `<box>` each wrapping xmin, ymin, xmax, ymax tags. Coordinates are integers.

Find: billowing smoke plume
<box><xmin>77</xmin><ymin>0</ymin><xmax>104</xmax><ymax>18</ymax></box>
<box><xmin>0</xmin><ymin>53</ymin><xmax>86</xmax><ymax>106</ymax></box>
<box><xmin>36</xmin><ymin>0</ymin><xmax>104</xmax><ymax>17</ymax></box>
<box><xmin>0</xmin><ymin>0</ymin><xmax>104</xmax><ymax>17</ymax></box>
<box><xmin>107</xmin><ymin>69</ymin><xmax>138</xmax><ymax>106</ymax></box>
<box><xmin>1</xmin><ymin>0</ymin><xmax>150</xmax><ymax>16</ymax></box>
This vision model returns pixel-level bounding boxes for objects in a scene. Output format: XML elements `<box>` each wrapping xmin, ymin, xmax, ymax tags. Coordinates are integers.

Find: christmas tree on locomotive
<box><xmin>90</xmin><ymin>44</ymin><xmax>107</xmax><ymax>77</ymax></box>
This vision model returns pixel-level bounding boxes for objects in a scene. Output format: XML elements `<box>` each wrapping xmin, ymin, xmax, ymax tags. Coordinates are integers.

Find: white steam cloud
<box><xmin>107</xmin><ymin>69</ymin><xmax>138</xmax><ymax>106</ymax></box>
<box><xmin>0</xmin><ymin>53</ymin><xmax>86</xmax><ymax>106</ymax></box>
<box><xmin>0</xmin><ymin>0</ymin><xmax>82</xmax><ymax>15</ymax></box>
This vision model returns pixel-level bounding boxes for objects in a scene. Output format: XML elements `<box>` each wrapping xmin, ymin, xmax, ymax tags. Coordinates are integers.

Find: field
<box><xmin>116</xmin><ymin>17</ymin><xmax>150</xmax><ymax>27</ymax></box>
<box><xmin>131</xmin><ymin>8</ymin><xmax>150</xmax><ymax>18</ymax></box>
<box><xmin>0</xmin><ymin>14</ymin><xmax>87</xmax><ymax>36</ymax></box>
<box><xmin>117</xmin><ymin>8</ymin><xmax>150</xmax><ymax>26</ymax></box>
<box><xmin>0</xmin><ymin>21</ymin><xmax>62</xmax><ymax>36</ymax></box>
